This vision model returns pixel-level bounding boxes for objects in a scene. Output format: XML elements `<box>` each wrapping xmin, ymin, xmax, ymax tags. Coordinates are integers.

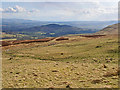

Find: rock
<box><xmin>110</xmin><ymin>58</ymin><xmax>113</xmax><ymax>61</ymax></box>
<box><xmin>32</xmin><ymin>73</ymin><xmax>38</xmax><ymax>76</ymax></box>
<box><xmin>103</xmin><ymin>80</ymin><xmax>109</xmax><ymax>83</ymax></box>
<box><xmin>8</xmin><ymin>57</ymin><xmax>13</xmax><ymax>60</ymax></box>
<box><xmin>92</xmin><ymin>58</ymin><xmax>98</xmax><ymax>62</ymax></box>
<box><xmin>16</xmin><ymin>72</ymin><xmax>20</xmax><ymax>74</ymax></box>
<box><xmin>105</xmin><ymin>58</ymin><xmax>108</xmax><ymax>60</ymax></box>
<box><xmin>61</xmin><ymin>53</ymin><xmax>64</xmax><ymax>55</ymax></box>
<box><xmin>103</xmin><ymin>64</ymin><xmax>107</xmax><ymax>68</ymax></box>
<box><xmin>95</xmin><ymin>46</ymin><xmax>102</xmax><ymax>48</ymax></box>
<box><xmin>71</xmin><ymin>68</ymin><xmax>74</xmax><ymax>71</ymax></box>
<box><xmin>112</xmin><ymin>68</ymin><xmax>115</xmax><ymax>69</ymax></box>
<box><xmin>40</xmin><ymin>72</ymin><xmax>44</xmax><ymax>74</ymax></box>
<box><xmin>91</xmin><ymin>79</ymin><xmax>102</xmax><ymax>84</ymax></box>
<box><xmin>116</xmin><ymin>69</ymin><xmax>120</xmax><ymax>75</ymax></box>
<box><xmin>66</xmin><ymin>84</ymin><xmax>71</xmax><ymax>88</ymax></box>
<box><xmin>81</xmin><ymin>64</ymin><xmax>84</xmax><ymax>66</ymax></box>
<box><xmin>19</xmin><ymin>80</ymin><xmax>22</xmax><ymax>81</ymax></box>
<box><xmin>52</xmin><ymin>70</ymin><xmax>59</xmax><ymax>72</ymax></box>
<box><xmin>62</xmin><ymin>81</ymin><xmax>68</xmax><ymax>84</ymax></box>
<box><xmin>106</xmin><ymin>60</ymin><xmax>110</xmax><ymax>63</ymax></box>
<box><xmin>79</xmin><ymin>80</ymin><xmax>86</xmax><ymax>82</ymax></box>
<box><xmin>94</xmin><ymin>60</ymin><xmax>97</xmax><ymax>62</ymax></box>
<box><xmin>88</xmin><ymin>72</ymin><xmax>91</xmax><ymax>74</ymax></box>
<box><xmin>75</xmin><ymin>72</ymin><xmax>79</xmax><ymax>75</ymax></box>
<box><xmin>73</xmin><ymin>66</ymin><xmax>78</xmax><ymax>68</ymax></box>
<box><xmin>10</xmin><ymin>72</ymin><xmax>13</xmax><ymax>73</ymax></box>
<box><xmin>56</xmin><ymin>63</ymin><xmax>58</xmax><ymax>65</ymax></box>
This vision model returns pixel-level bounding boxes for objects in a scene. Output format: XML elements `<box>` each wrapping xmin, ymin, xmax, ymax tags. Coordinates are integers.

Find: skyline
<box><xmin>0</xmin><ymin>2</ymin><xmax>118</xmax><ymax>21</ymax></box>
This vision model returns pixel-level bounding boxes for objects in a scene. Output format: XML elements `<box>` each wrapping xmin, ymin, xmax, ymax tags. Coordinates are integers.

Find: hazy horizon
<box><xmin>2</xmin><ymin>18</ymin><xmax>118</xmax><ymax>22</ymax></box>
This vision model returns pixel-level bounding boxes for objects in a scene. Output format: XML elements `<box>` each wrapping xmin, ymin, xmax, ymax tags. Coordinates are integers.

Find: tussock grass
<box><xmin>2</xmin><ymin>35</ymin><xmax>118</xmax><ymax>88</ymax></box>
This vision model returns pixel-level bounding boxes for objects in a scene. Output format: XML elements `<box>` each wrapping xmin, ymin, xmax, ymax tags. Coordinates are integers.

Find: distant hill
<box><xmin>1</xmin><ymin>19</ymin><xmax>117</xmax><ymax>32</ymax></box>
<box><xmin>1</xmin><ymin>18</ymin><xmax>118</xmax><ymax>38</ymax></box>
<box><xmin>21</xmin><ymin>24</ymin><xmax>95</xmax><ymax>37</ymax></box>
<box><xmin>96</xmin><ymin>24</ymin><xmax>118</xmax><ymax>35</ymax></box>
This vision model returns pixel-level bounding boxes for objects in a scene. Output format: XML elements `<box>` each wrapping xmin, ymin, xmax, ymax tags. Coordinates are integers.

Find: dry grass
<box><xmin>2</xmin><ymin>35</ymin><xmax>118</xmax><ymax>88</ymax></box>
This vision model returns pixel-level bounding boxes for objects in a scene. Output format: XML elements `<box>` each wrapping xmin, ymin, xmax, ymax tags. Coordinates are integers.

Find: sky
<box><xmin>0</xmin><ymin>1</ymin><xmax>119</xmax><ymax>21</ymax></box>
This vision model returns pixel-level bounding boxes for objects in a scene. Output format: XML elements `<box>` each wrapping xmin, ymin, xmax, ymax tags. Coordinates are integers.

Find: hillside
<box><xmin>1</xmin><ymin>19</ymin><xmax>117</xmax><ymax>31</ymax></box>
<box><xmin>2</xmin><ymin>34</ymin><xmax>118</xmax><ymax>88</ymax></box>
<box><xmin>96</xmin><ymin>24</ymin><xmax>118</xmax><ymax>35</ymax></box>
<box><xmin>21</xmin><ymin>24</ymin><xmax>96</xmax><ymax>37</ymax></box>
<box><xmin>2</xmin><ymin>19</ymin><xmax>118</xmax><ymax>39</ymax></box>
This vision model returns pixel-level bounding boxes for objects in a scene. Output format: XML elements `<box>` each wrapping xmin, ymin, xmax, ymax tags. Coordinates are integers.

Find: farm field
<box><xmin>2</xmin><ymin>34</ymin><xmax>119</xmax><ymax>88</ymax></box>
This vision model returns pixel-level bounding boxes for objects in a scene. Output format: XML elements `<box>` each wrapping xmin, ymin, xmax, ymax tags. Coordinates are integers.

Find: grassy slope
<box><xmin>2</xmin><ymin>35</ymin><xmax>118</xmax><ymax>88</ymax></box>
<box><xmin>96</xmin><ymin>24</ymin><xmax>118</xmax><ymax>35</ymax></box>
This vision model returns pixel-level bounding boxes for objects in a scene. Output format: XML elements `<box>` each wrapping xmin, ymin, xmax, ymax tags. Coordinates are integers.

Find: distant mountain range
<box><xmin>1</xmin><ymin>18</ymin><xmax>117</xmax><ymax>30</ymax></box>
<box><xmin>1</xmin><ymin>18</ymin><xmax>118</xmax><ymax>37</ymax></box>
<box><xmin>21</xmin><ymin>24</ymin><xmax>96</xmax><ymax>37</ymax></box>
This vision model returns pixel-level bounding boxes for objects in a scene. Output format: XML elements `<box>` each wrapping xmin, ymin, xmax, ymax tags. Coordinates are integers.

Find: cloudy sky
<box><xmin>0</xmin><ymin>1</ymin><xmax>119</xmax><ymax>21</ymax></box>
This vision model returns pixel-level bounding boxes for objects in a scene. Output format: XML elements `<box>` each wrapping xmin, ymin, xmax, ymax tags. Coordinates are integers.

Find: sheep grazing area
<box><xmin>2</xmin><ymin>34</ymin><xmax>119</xmax><ymax>88</ymax></box>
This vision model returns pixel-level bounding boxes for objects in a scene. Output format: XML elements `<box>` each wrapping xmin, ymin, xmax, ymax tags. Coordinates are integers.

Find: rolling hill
<box><xmin>2</xmin><ymin>19</ymin><xmax>117</xmax><ymax>32</ymax></box>
<box><xmin>2</xmin><ymin>34</ymin><xmax>118</xmax><ymax>88</ymax></box>
<box><xmin>2</xmin><ymin>20</ymin><xmax>119</xmax><ymax>88</ymax></box>
<box><xmin>1</xmin><ymin>19</ymin><xmax>118</xmax><ymax>40</ymax></box>
<box><xmin>21</xmin><ymin>24</ymin><xmax>95</xmax><ymax>37</ymax></box>
<box><xmin>96</xmin><ymin>24</ymin><xmax>118</xmax><ymax>35</ymax></box>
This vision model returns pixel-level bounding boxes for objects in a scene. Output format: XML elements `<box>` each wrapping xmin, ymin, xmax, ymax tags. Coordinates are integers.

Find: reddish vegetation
<box><xmin>1</xmin><ymin>35</ymin><xmax>106</xmax><ymax>46</ymax></box>
<box><xmin>56</xmin><ymin>37</ymin><xmax>69</xmax><ymax>41</ymax></box>
<box><xmin>1</xmin><ymin>41</ymin><xmax>12</xmax><ymax>46</ymax></box>
<box><xmin>80</xmin><ymin>35</ymin><xmax>106</xmax><ymax>38</ymax></box>
<box><xmin>1</xmin><ymin>38</ymin><xmax>55</xmax><ymax>46</ymax></box>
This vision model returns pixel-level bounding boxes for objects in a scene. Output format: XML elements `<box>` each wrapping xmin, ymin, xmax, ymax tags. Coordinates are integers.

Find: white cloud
<box><xmin>1</xmin><ymin>5</ymin><xmax>39</xmax><ymax>13</ymax></box>
<box><xmin>2</xmin><ymin>5</ymin><xmax>26</xmax><ymax>13</ymax></box>
<box><xmin>36</xmin><ymin>2</ymin><xmax>118</xmax><ymax>21</ymax></box>
<box><xmin>29</xmin><ymin>9</ymin><xmax>40</xmax><ymax>12</ymax></box>
<box><xmin>62</xmin><ymin>2</ymin><xmax>118</xmax><ymax>17</ymax></box>
<box><xmin>0</xmin><ymin>8</ymin><xmax>4</xmax><ymax>12</ymax></box>
<box><xmin>14</xmin><ymin>5</ymin><xmax>26</xmax><ymax>12</ymax></box>
<box><xmin>1</xmin><ymin>2</ymin><xmax>118</xmax><ymax>21</ymax></box>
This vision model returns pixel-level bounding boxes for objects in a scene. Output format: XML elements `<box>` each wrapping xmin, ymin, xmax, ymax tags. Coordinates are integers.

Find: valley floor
<box><xmin>2</xmin><ymin>35</ymin><xmax>119</xmax><ymax>88</ymax></box>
